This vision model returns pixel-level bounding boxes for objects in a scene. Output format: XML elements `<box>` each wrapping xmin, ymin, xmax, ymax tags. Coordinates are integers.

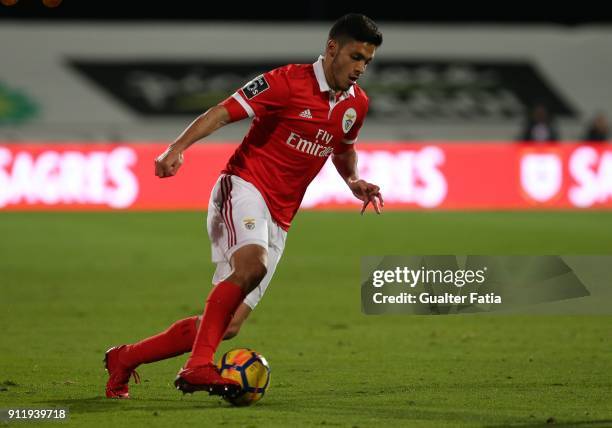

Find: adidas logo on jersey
<box><xmin>299</xmin><ymin>109</ymin><xmax>313</xmax><ymax>119</ymax></box>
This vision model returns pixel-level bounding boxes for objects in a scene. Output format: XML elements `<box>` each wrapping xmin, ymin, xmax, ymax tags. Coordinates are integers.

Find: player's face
<box><xmin>328</xmin><ymin>39</ymin><xmax>376</xmax><ymax>92</ymax></box>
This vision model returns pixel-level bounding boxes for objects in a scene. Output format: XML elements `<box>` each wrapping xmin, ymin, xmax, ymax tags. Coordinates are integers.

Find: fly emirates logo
<box><xmin>286</xmin><ymin>129</ymin><xmax>334</xmax><ymax>157</ymax></box>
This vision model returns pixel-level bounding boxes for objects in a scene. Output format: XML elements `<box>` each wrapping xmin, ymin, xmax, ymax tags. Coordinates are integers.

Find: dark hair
<box><xmin>329</xmin><ymin>13</ymin><xmax>383</xmax><ymax>47</ymax></box>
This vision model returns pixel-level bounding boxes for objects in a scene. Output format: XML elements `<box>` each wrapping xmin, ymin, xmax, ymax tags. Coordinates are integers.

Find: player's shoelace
<box><xmin>130</xmin><ymin>369</ymin><xmax>141</xmax><ymax>384</ymax></box>
<box><xmin>106</xmin><ymin>358</ymin><xmax>141</xmax><ymax>386</ymax></box>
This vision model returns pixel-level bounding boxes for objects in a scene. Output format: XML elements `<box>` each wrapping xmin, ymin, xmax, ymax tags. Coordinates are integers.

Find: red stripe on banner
<box><xmin>0</xmin><ymin>142</ymin><xmax>611</xmax><ymax>211</ymax></box>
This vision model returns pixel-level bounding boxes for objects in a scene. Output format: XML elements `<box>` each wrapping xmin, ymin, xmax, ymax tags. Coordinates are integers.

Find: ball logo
<box><xmin>520</xmin><ymin>153</ymin><xmax>562</xmax><ymax>202</ymax></box>
<box><xmin>342</xmin><ymin>108</ymin><xmax>357</xmax><ymax>134</ymax></box>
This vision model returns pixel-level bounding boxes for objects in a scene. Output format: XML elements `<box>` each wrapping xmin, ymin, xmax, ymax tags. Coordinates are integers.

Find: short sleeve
<box><xmin>334</xmin><ymin>101</ymin><xmax>368</xmax><ymax>154</ymax></box>
<box><xmin>219</xmin><ymin>68</ymin><xmax>291</xmax><ymax>121</ymax></box>
<box><xmin>344</xmin><ymin>102</ymin><xmax>368</xmax><ymax>143</ymax></box>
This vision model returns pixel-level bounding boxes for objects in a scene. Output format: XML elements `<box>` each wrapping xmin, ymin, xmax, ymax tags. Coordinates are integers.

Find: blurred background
<box><xmin>1</xmin><ymin>1</ymin><xmax>612</xmax><ymax>142</ymax></box>
<box><xmin>1</xmin><ymin>2</ymin><xmax>611</xmax><ymax>210</ymax></box>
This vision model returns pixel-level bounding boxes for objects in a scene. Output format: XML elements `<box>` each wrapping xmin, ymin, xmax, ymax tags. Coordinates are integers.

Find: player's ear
<box><xmin>326</xmin><ymin>39</ymin><xmax>338</xmax><ymax>58</ymax></box>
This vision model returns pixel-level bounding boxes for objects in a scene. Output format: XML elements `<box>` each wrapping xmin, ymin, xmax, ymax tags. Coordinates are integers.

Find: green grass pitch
<box><xmin>1</xmin><ymin>211</ymin><xmax>611</xmax><ymax>427</ymax></box>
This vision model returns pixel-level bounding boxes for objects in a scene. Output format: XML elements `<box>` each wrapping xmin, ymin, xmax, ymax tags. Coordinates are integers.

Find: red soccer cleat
<box><xmin>174</xmin><ymin>363</ymin><xmax>241</xmax><ymax>397</ymax></box>
<box><xmin>104</xmin><ymin>345</ymin><xmax>141</xmax><ymax>399</ymax></box>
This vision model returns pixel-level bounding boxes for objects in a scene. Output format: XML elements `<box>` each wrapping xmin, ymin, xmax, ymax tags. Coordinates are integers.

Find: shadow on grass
<box><xmin>269</xmin><ymin>385</ymin><xmax>612</xmax><ymax>427</ymax></box>
<box><xmin>485</xmin><ymin>421</ymin><xmax>612</xmax><ymax>428</ymax></box>
<box><xmin>291</xmin><ymin>401</ymin><xmax>612</xmax><ymax>428</ymax></box>
<box><xmin>35</xmin><ymin>396</ymin><xmax>229</xmax><ymax>413</ymax></box>
<box><xmin>37</xmin><ymin>393</ymin><xmax>612</xmax><ymax>427</ymax></box>
<box><xmin>36</xmin><ymin>395</ymin><xmax>282</xmax><ymax>414</ymax></box>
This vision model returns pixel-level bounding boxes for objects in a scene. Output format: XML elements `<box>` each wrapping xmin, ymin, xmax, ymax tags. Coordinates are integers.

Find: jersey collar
<box><xmin>313</xmin><ymin>55</ymin><xmax>355</xmax><ymax>98</ymax></box>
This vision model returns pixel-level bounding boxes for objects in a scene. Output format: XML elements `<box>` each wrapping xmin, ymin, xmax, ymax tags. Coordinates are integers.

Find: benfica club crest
<box><xmin>243</xmin><ymin>218</ymin><xmax>256</xmax><ymax>230</ymax></box>
<box><xmin>342</xmin><ymin>108</ymin><xmax>357</xmax><ymax>133</ymax></box>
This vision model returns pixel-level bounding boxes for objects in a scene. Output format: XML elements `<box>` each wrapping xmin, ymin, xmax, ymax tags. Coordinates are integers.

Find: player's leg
<box><xmin>174</xmin><ymin>174</ymin><xmax>271</xmax><ymax>396</ymax></box>
<box><xmin>106</xmin><ymin>176</ymin><xmax>284</xmax><ymax>398</ymax></box>
<box><xmin>216</xmin><ymin>200</ymin><xmax>286</xmax><ymax>342</ymax></box>
<box><xmin>104</xmin><ymin>303</ymin><xmax>251</xmax><ymax>399</ymax></box>
<box><xmin>107</xmin><ymin>173</ymin><xmax>266</xmax><ymax>399</ymax></box>
<box><xmin>184</xmin><ymin>177</ymin><xmax>275</xmax><ymax>368</ymax></box>
<box><xmin>104</xmin><ymin>315</ymin><xmax>198</xmax><ymax>398</ymax></box>
<box><xmin>105</xmin><ymin>229</ymin><xmax>274</xmax><ymax>398</ymax></box>
<box><xmin>174</xmin><ymin>246</ymin><xmax>265</xmax><ymax>395</ymax></box>
<box><xmin>189</xmin><ymin>243</ymin><xmax>267</xmax><ymax>366</ymax></box>
<box><xmin>222</xmin><ymin>301</ymin><xmax>252</xmax><ymax>339</ymax></box>
<box><xmin>218</xmin><ymin>228</ymin><xmax>284</xmax><ymax>340</ymax></box>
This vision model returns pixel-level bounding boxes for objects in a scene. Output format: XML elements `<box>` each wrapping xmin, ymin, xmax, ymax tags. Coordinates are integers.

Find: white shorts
<box><xmin>207</xmin><ymin>174</ymin><xmax>287</xmax><ymax>309</ymax></box>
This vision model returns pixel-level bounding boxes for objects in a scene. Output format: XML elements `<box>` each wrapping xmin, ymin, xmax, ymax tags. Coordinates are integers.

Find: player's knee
<box><xmin>248</xmin><ymin>262</ymin><xmax>268</xmax><ymax>287</ymax></box>
<box><xmin>233</xmin><ymin>262</ymin><xmax>267</xmax><ymax>292</ymax></box>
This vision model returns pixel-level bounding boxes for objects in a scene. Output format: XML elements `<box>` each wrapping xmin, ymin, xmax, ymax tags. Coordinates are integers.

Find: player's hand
<box><xmin>348</xmin><ymin>179</ymin><xmax>384</xmax><ymax>215</ymax></box>
<box><xmin>155</xmin><ymin>146</ymin><xmax>184</xmax><ymax>178</ymax></box>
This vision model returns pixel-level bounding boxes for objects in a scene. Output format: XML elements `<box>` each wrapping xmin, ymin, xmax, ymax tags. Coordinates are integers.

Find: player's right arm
<box><xmin>155</xmin><ymin>105</ymin><xmax>233</xmax><ymax>178</ymax></box>
<box><xmin>156</xmin><ymin>68</ymin><xmax>290</xmax><ymax>178</ymax></box>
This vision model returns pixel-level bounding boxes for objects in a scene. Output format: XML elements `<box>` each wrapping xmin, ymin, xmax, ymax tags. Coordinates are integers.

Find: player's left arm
<box><xmin>332</xmin><ymin>144</ymin><xmax>384</xmax><ymax>214</ymax></box>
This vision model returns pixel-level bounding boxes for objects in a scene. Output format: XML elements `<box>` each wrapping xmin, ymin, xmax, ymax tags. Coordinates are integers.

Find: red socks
<box><xmin>117</xmin><ymin>281</ymin><xmax>244</xmax><ymax>369</ymax></box>
<box><xmin>186</xmin><ymin>280</ymin><xmax>245</xmax><ymax>368</ymax></box>
<box><xmin>119</xmin><ymin>316</ymin><xmax>198</xmax><ymax>368</ymax></box>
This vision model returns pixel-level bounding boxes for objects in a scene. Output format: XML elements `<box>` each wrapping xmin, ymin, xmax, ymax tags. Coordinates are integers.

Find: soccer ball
<box><xmin>217</xmin><ymin>348</ymin><xmax>271</xmax><ymax>406</ymax></box>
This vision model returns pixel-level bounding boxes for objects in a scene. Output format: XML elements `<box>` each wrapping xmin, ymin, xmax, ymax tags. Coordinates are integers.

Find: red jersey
<box><xmin>220</xmin><ymin>56</ymin><xmax>369</xmax><ymax>230</ymax></box>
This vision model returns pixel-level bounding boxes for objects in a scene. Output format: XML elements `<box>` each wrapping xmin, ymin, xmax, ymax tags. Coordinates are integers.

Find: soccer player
<box><xmin>105</xmin><ymin>13</ymin><xmax>384</xmax><ymax>399</ymax></box>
